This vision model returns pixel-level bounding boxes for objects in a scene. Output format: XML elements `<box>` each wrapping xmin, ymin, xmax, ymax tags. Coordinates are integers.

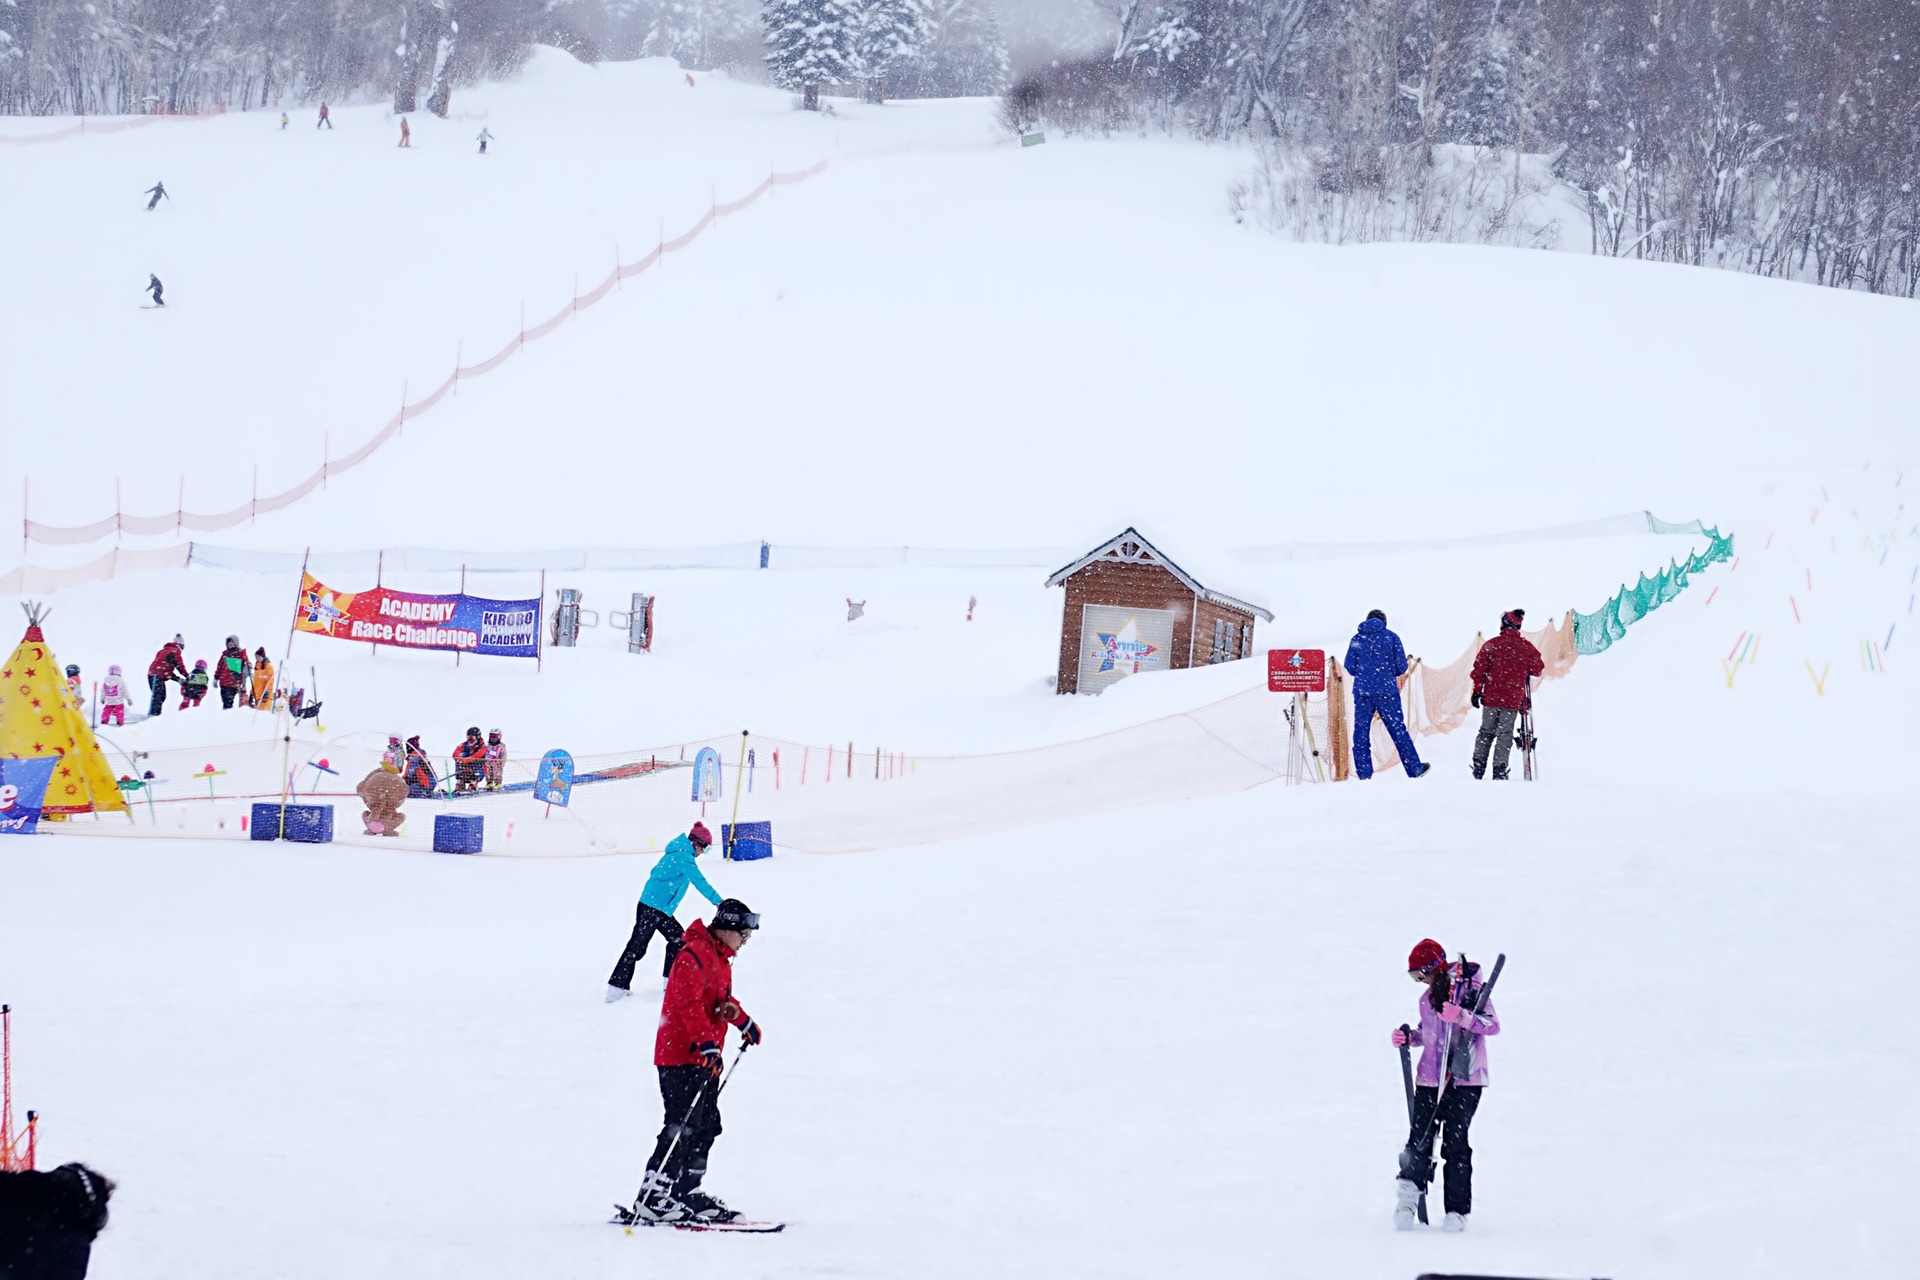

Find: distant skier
<box><xmin>99</xmin><ymin>664</ymin><xmax>129</xmax><ymax>726</ymax></box>
<box><xmin>402</xmin><ymin>735</ymin><xmax>437</xmax><ymax>797</ymax></box>
<box><xmin>317</xmin><ymin>102</ymin><xmax>332</xmax><ymax>129</ymax></box>
<box><xmin>248</xmin><ymin>647</ymin><xmax>275</xmax><ymax>707</ymax></box>
<box><xmin>146</xmin><ymin>634</ymin><xmax>188</xmax><ymax>716</ymax></box>
<box><xmin>483</xmin><ymin>729</ymin><xmax>506</xmax><ymax>790</ymax></box>
<box><xmin>180</xmin><ymin>660</ymin><xmax>211</xmax><ymax>709</ymax></box>
<box><xmin>398</xmin><ymin>116</ymin><xmax>410</xmax><ymax>147</ymax></box>
<box><xmin>143</xmin><ymin>180</ymin><xmax>168</xmax><ymax>211</ymax></box>
<box><xmin>475</xmin><ymin>126</ymin><xmax>493</xmax><ymax>154</ymax></box>
<box><xmin>625</xmin><ymin>896</ymin><xmax>763</xmax><ymax>1224</ymax></box>
<box><xmin>214</xmin><ymin>635</ymin><xmax>251</xmax><ymax>710</ymax></box>
<box><xmin>451</xmin><ymin>727</ymin><xmax>487</xmax><ymax>793</ymax></box>
<box><xmin>63</xmin><ymin>663</ymin><xmax>83</xmax><ymax>709</ymax></box>
<box><xmin>1392</xmin><ymin>939</ymin><xmax>1500</xmax><ymax>1232</ymax></box>
<box><xmin>280</xmin><ymin>111</ymin><xmax>289</xmax><ymax>130</ymax></box>
<box><xmin>1469</xmin><ymin>610</ymin><xmax>1544</xmax><ymax>780</ymax></box>
<box><xmin>1344</xmin><ymin>610</ymin><xmax>1428</xmax><ymax>779</ymax></box>
<box><xmin>145</xmin><ymin>274</ymin><xmax>164</xmax><ymax>307</ymax></box>
<box><xmin>846</xmin><ymin>598</ymin><xmax>866</xmax><ymax>622</ymax></box>
<box><xmin>606</xmin><ymin>822</ymin><xmax>724</xmax><ymax>1001</ymax></box>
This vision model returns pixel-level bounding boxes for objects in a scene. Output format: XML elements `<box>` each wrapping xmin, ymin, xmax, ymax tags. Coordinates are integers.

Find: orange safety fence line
<box><xmin>21</xmin><ymin>139</ymin><xmax>1014</xmax><ymax>550</ymax></box>
<box><xmin>0</xmin><ymin>105</ymin><xmax>227</xmax><ymax>146</ymax></box>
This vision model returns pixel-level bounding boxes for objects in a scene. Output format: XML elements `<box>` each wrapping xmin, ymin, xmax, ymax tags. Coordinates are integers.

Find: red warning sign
<box><xmin>1267</xmin><ymin>649</ymin><xmax>1327</xmax><ymax>693</ymax></box>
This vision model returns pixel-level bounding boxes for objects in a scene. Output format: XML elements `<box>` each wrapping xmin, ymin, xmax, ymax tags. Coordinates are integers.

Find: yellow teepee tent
<box><xmin>0</xmin><ymin>603</ymin><xmax>126</xmax><ymax>816</ymax></box>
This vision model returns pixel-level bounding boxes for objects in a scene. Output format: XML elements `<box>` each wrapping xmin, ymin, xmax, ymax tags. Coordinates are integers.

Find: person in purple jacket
<box><xmin>1390</xmin><ymin>938</ymin><xmax>1500</xmax><ymax>1232</ymax></box>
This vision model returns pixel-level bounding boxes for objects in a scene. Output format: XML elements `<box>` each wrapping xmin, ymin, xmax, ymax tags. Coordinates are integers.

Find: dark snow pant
<box><xmin>219</xmin><ymin>685</ymin><xmax>239</xmax><ymax>709</ymax></box>
<box><xmin>149</xmin><ymin>287</ymin><xmax>163</xmax><ymax>306</ymax></box>
<box><xmin>645</xmin><ymin>1064</ymin><xmax>723</xmax><ymax>1195</ymax></box>
<box><xmin>1472</xmin><ymin>705</ymin><xmax>1520</xmax><ymax>777</ymax></box>
<box><xmin>0</xmin><ymin>1226</ymin><xmax>94</xmax><ymax>1280</ymax></box>
<box><xmin>609</xmin><ymin>904</ymin><xmax>683</xmax><ymax>988</ymax></box>
<box><xmin>146</xmin><ymin>193</ymin><xmax>162</xmax><ymax>210</ymax></box>
<box><xmin>1351</xmin><ymin>688</ymin><xmax>1422</xmax><ymax>779</ymax></box>
<box><xmin>1399</xmin><ymin>1084</ymin><xmax>1483</xmax><ymax>1216</ymax></box>
<box><xmin>148</xmin><ymin>673</ymin><xmax>168</xmax><ymax>716</ymax></box>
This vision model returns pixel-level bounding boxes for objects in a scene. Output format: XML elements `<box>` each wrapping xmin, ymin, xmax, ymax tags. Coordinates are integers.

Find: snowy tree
<box><xmin>852</xmin><ymin>0</ymin><xmax>926</xmax><ymax>102</ymax></box>
<box><xmin>762</xmin><ymin>0</ymin><xmax>858</xmax><ymax>110</ymax></box>
<box><xmin>650</xmin><ymin>0</ymin><xmax>760</xmax><ymax>70</ymax></box>
<box><xmin>894</xmin><ymin>0</ymin><xmax>1008</xmax><ymax>98</ymax></box>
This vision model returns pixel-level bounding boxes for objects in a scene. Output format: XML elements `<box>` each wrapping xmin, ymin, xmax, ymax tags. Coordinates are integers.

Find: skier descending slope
<box><xmin>625</xmin><ymin>898</ymin><xmax>766</xmax><ymax>1226</ymax></box>
<box><xmin>1391</xmin><ymin>940</ymin><xmax>1501</xmax><ymax>1232</ymax></box>
<box><xmin>143</xmin><ymin>180</ymin><xmax>168</xmax><ymax>211</ymax></box>
<box><xmin>1344</xmin><ymin>610</ymin><xmax>1428</xmax><ymax>779</ymax></box>
<box><xmin>144</xmin><ymin>274</ymin><xmax>164</xmax><ymax>307</ymax></box>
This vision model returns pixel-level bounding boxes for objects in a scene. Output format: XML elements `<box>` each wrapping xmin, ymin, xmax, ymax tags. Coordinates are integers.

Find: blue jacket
<box><xmin>1344</xmin><ymin>616</ymin><xmax>1409</xmax><ymax>697</ymax></box>
<box><xmin>639</xmin><ymin>834</ymin><xmax>723</xmax><ymax>915</ymax></box>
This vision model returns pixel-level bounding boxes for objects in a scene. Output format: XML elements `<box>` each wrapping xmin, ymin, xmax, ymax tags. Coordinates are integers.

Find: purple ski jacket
<box><xmin>1405</xmin><ymin>962</ymin><xmax>1501</xmax><ymax>1087</ymax></box>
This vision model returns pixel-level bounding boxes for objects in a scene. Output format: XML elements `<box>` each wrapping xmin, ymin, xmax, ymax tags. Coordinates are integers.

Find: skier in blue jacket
<box><xmin>606</xmin><ymin>822</ymin><xmax>724</xmax><ymax>1001</ymax></box>
<box><xmin>1345</xmin><ymin>610</ymin><xmax>1430</xmax><ymax>780</ymax></box>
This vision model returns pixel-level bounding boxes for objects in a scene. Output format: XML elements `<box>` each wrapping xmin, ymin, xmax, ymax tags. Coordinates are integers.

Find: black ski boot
<box><xmin>677</xmin><ymin>1187</ymin><xmax>741</xmax><ymax>1223</ymax></box>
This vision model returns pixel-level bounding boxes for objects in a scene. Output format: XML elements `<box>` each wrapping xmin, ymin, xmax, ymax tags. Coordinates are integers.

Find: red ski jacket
<box><xmin>1472</xmin><ymin>629</ymin><xmax>1545</xmax><ymax>711</ymax></box>
<box><xmin>655</xmin><ymin>920</ymin><xmax>751</xmax><ymax>1068</ymax></box>
<box><xmin>452</xmin><ymin>737</ymin><xmax>486</xmax><ymax>765</ymax></box>
<box><xmin>215</xmin><ymin>645</ymin><xmax>250</xmax><ymax>689</ymax></box>
<box><xmin>147</xmin><ymin>643</ymin><xmax>188</xmax><ymax>680</ymax></box>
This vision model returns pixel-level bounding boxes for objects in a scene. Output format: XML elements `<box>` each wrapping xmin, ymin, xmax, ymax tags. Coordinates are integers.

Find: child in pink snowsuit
<box><xmin>1390</xmin><ymin>939</ymin><xmax>1500</xmax><ymax>1232</ymax></box>
<box><xmin>483</xmin><ymin>729</ymin><xmax>506</xmax><ymax>791</ymax></box>
<box><xmin>99</xmin><ymin>665</ymin><xmax>129</xmax><ymax>726</ymax></box>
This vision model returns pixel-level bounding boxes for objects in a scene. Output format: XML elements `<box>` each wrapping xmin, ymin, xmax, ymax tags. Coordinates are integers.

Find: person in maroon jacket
<box><xmin>213</xmin><ymin>635</ymin><xmax>251</xmax><ymax>709</ymax></box>
<box><xmin>630</xmin><ymin>898</ymin><xmax>763</xmax><ymax>1224</ymax></box>
<box><xmin>145</xmin><ymin>634</ymin><xmax>188</xmax><ymax>717</ymax></box>
<box><xmin>1469</xmin><ymin>610</ymin><xmax>1545</xmax><ymax>779</ymax></box>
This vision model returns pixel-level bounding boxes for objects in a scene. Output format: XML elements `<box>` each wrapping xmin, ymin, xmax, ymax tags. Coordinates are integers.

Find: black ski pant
<box><xmin>219</xmin><ymin>685</ymin><xmax>239</xmax><ymax>709</ymax></box>
<box><xmin>148</xmin><ymin>673</ymin><xmax>168</xmax><ymax>716</ymax></box>
<box><xmin>645</xmin><ymin>1064</ymin><xmax>722</xmax><ymax>1194</ymax></box>
<box><xmin>608</xmin><ymin>903</ymin><xmax>683</xmax><ymax>988</ymax></box>
<box><xmin>1471</xmin><ymin>705</ymin><xmax>1520</xmax><ymax>777</ymax></box>
<box><xmin>1399</xmin><ymin>1084</ymin><xmax>1482</xmax><ymax>1215</ymax></box>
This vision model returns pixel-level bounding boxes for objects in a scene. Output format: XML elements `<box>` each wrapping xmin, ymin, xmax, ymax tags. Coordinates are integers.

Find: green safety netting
<box><xmin>1573</xmin><ymin>526</ymin><xmax>1734</xmax><ymax>655</ymax></box>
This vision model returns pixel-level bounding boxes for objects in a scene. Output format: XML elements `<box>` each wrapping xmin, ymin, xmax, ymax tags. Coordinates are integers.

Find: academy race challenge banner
<box><xmin>294</xmin><ymin>573</ymin><xmax>541</xmax><ymax>658</ymax></box>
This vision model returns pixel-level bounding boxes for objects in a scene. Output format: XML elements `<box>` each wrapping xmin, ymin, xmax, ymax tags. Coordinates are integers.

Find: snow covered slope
<box><xmin>1</xmin><ymin>46</ymin><xmax>1916</xmax><ymax>1280</ymax></box>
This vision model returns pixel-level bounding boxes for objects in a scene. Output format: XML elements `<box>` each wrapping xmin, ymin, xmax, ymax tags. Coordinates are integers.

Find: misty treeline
<box><xmin>0</xmin><ymin>0</ymin><xmax>1006</xmax><ymax>117</ymax></box>
<box><xmin>1006</xmin><ymin>1</ymin><xmax>1920</xmax><ymax>296</ymax></box>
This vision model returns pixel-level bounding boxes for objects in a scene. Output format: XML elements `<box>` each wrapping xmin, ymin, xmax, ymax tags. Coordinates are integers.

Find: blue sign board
<box><xmin>0</xmin><ymin>758</ymin><xmax>59</xmax><ymax>835</ymax></box>
<box><xmin>535</xmin><ymin>749</ymin><xmax>575</xmax><ymax>807</ymax></box>
<box><xmin>691</xmin><ymin>747</ymin><xmax>723</xmax><ymax>802</ymax></box>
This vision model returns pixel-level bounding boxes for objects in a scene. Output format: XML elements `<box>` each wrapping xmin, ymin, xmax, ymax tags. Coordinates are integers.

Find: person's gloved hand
<box><xmin>695</xmin><ymin>1041</ymin><xmax>723</xmax><ymax>1078</ymax></box>
<box><xmin>739</xmin><ymin>1017</ymin><xmax>762</xmax><ymax>1047</ymax></box>
<box><xmin>1390</xmin><ymin>1027</ymin><xmax>1408</xmax><ymax>1047</ymax></box>
<box><xmin>1470</xmin><ymin>689</ymin><xmax>1483</xmax><ymax>708</ymax></box>
<box><xmin>1439</xmin><ymin>1002</ymin><xmax>1465</xmax><ymax>1025</ymax></box>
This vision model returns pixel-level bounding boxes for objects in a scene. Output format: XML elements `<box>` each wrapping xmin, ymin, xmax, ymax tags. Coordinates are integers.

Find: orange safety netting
<box><xmin>0</xmin><ymin>105</ymin><xmax>226</xmax><ymax>147</ymax></box>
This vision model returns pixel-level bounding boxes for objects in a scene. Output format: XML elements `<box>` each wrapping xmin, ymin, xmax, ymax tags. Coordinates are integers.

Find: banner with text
<box><xmin>293</xmin><ymin>573</ymin><xmax>541</xmax><ymax>658</ymax></box>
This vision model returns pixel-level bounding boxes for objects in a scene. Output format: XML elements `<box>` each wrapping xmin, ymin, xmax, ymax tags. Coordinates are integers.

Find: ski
<box><xmin>610</xmin><ymin>1205</ymin><xmax>784</xmax><ymax>1232</ymax></box>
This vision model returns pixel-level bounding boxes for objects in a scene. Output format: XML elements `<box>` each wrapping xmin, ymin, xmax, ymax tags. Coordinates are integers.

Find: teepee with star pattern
<box><xmin>0</xmin><ymin>603</ymin><xmax>125</xmax><ymax>816</ymax></box>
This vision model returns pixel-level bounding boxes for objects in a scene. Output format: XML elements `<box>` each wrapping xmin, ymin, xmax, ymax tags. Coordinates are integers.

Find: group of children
<box><xmin>136</xmin><ymin>636</ymin><xmax>283</xmax><ymax>719</ymax></box>
<box><xmin>385</xmin><ymin>728</ymin><xmax>507</xmax><ymax>798</ymax></box>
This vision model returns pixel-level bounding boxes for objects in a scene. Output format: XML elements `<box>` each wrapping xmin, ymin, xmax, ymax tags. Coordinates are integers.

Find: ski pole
<box><xmin>628</xmin><ymin>1045</ymin><xmax>749</xmax><ymax>1218</ymax></box>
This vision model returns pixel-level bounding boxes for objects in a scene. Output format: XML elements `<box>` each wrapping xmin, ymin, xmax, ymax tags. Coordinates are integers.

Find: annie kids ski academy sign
<box><xmin>293</xmin><ymin>573</ymin><xmax>541</xmax><ymax>658</ymax></box>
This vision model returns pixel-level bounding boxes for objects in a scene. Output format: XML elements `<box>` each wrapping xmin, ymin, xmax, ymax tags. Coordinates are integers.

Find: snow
<box><xmin>1</xmin><ymin>46</ymin><xmax>1917</xmax><ymax>1280</ymax></box>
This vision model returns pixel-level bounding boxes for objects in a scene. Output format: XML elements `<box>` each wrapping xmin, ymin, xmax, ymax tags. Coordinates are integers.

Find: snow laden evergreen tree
<box><xmin>889</xmin><ymin>1</ymin><xmax>1007</xmax><ymax>98</ymax></box>
<box><xmin>762</xmin><ymin>0</ymin><xmax>857</xmax><ymax>110</ymax></box>
<box><xmin>651</xmin><ymin>0</ymin><xmax>760</xmax><ymax>70</ymax></box>
<box><xmin>852</xmin><ymin>0</ymin><xmax>926</xmax><ymax>102</ymax></box>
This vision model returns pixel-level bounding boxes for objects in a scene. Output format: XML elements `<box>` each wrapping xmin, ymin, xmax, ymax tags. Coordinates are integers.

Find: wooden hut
<box><xmin>1046</xmin><ymin>528</ymin><xmax>1273</xmax><ymax>695</ymax></box>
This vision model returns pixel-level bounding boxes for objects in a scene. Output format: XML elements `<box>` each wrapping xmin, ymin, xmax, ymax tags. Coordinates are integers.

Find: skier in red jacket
<box><xmin>146</xmin><ymin>635</ymin><xmax>189</xmax><ymax>717</ymax></box>
<box><xmin>1469</xmin><ymin>610</ymin><xmax>1544</xmax><ymax>779</ymax></box>
<box><xmin>630</xmin><ymin>898</ymin><xmax>762</xmax><ymax>1225</ymax></box>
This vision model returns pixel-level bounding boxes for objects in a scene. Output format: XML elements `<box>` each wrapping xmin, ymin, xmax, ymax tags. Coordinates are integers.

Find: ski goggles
<box><xmin>714</xmin><ymin>910</ymin><xmax>761</xmax><ymax>932</ymax></box>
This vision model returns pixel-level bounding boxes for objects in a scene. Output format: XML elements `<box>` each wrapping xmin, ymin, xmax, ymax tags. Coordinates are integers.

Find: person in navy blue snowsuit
<box><xmin>1344</xmin><ymin>610</ymin><xmax>1429</xmax><ymax>780</ymax></box>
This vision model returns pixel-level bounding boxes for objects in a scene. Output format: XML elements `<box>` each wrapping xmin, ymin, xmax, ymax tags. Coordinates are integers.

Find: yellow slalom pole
<box><xmin>724</xmin><ymin>730</ymin><xmax>749</xmax><ymax>858</ymax></box>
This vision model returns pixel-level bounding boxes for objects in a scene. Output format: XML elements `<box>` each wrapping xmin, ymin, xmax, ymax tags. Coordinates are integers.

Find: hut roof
<box><xmin>1045</xmin><ymin>527</ymin><xmax>1274</xmax><ymax>622</ymax></box>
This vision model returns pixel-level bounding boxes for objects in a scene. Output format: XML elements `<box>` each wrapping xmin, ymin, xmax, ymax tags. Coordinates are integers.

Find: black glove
<box><xmin>695</xmin><ymin>1041</ymin><xmax>723</xmax><ymax>1079</ymax></box>
<box><xmin>1470</xmin><ymin>689</ymin><xmax>1482</xmax><ymax>709</ymax></box>
<box><xmin>739</xmin><ymin>1017</ymin><xmax>762</xmax><ymax>1047</ymax></box>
